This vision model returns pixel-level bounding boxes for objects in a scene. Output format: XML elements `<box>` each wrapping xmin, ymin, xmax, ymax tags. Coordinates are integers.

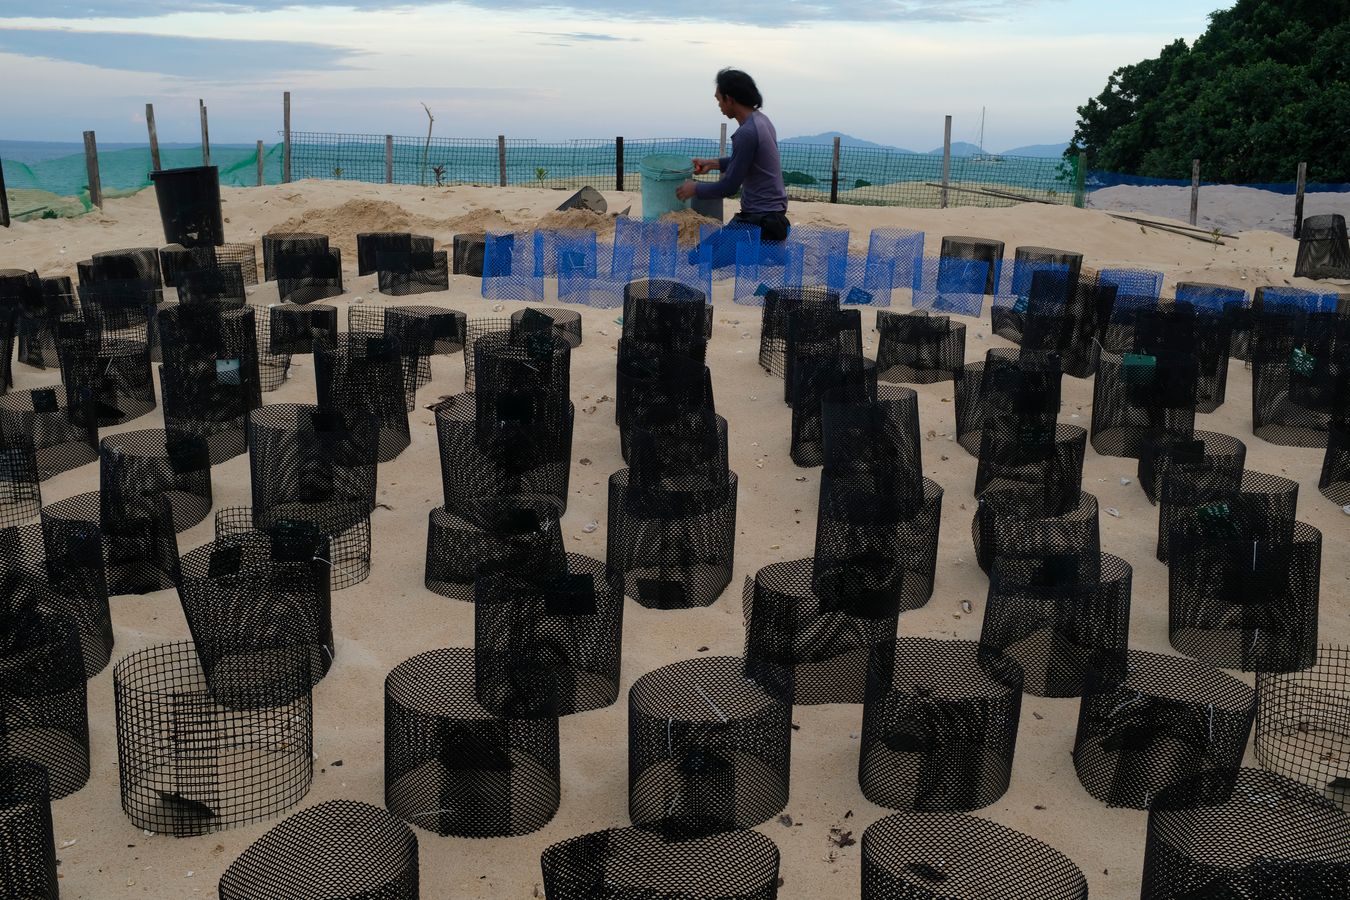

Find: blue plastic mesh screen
<box><xmin>734</xmin><ymin>240</ymin><xmax>805</xmax><ymax>306</ymax></box>
<box><xmin>912</xmin><ymin>257</ymin><xmax>988</xmax><ymax>317</ymax></box>
<box><xmin>865</xmin><ymin>228</ymin><xmax>925</xmax><ymax>290</ymax></box>
<box><xmin>788</xmin><ymin>225</ymin><xmax>852</xmax><ymax>283</ymax></box>
<box><xmin>700</xmin><ymin>222</ymin><xmax>761</xmax><ymax>278</ymax></box>
<box><xmin>1260</xmin><ymin>287</ymin><xmax>1340</xmax><ymax>314</ymax></box>
<box><xmin>534</xmin><ymin>229</ymin><xmax>598</xmax><ymax>278</ymax></box>
<box><xmin>1009</xmin><ymin>261</ymin><xmax>1072</xmax><ymax>302</ymax></box>
<box><xmin>481</xmin><ymin>231</ymin><xmax>544</xmax><ymax>302</ymax></box>
<box><xmin>1098</xmin><ymin>268</ymin><xmax>1163</xmax><ymax>311</ymax></box>
<box><xmin>825</xmin><ymin>254</ymin><xmax>891</xmax><ymax>307</ymax></box>
<box><xmin>1176</xmin><ymin>283</ymin><xmax>1249</xmax><ymax>313</ymax></box>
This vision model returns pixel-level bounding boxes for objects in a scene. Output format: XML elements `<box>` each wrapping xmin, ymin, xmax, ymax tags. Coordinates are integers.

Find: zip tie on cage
<box><xmin>1206</xmin><ymin>703</ymin><xmax>1214</xmax><ymax>743</ymax></box>
<box><xmin>1108</xmin><ymin>690</ymin><xmax>1145</xmax><ymax>719</ymax></box>
<box><xmin>695</xmin><ymin>683</ymin><xmax>729</xmax><ymax>723</ymax></box>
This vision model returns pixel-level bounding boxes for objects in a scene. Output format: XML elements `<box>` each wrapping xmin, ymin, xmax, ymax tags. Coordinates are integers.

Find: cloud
<box><xmin>0</xmin><ymin>27</ymin><xmax>358</xmax><ymax>79</ymax></box>
<box><xmin>5</xmin><ymin>0</ymin><xmax>1043</xmax><ymax>27</ymax></box>
<box><xmin>523</xmin><ymin>30</ymin><xmax>635</xmax><ymax>43</ymax></box>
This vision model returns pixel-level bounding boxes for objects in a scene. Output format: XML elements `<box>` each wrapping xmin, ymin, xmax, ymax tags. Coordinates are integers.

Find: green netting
<box><xmin>3</xmin><ymin>134</ymin><xmax>1081</xmax><ymax>220</ymax></box>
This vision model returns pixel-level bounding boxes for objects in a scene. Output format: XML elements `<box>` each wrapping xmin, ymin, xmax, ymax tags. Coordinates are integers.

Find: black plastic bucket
<box><xmin>149</xmin><ymin>166</ymin><xmax>224</xmax><ymax>248</ymax></box>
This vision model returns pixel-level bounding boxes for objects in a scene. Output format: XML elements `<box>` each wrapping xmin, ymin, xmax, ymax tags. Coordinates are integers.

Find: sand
<box><xmin>1</xmin><ymin>181</ymin><xmax>1347</xmax><ymax>899</ymax></box>
<box><xmin>1088</xmin><ymin>184</ymin><xmax>1350</xmax><ymax>237</ymax></box>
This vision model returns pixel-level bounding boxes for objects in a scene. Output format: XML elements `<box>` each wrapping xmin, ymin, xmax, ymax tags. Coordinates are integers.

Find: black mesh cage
<box><xmin>463</xmin><ymin>317</ymin><xmax>511</xmax><ymax>391</ymax></box>
<box><xmin>3</xmin><ymin>521</ymin><xmax>112</xmax><ymax>678</ymax></box>
<box><xmin>1251</xmin><ymin>309</ymin><xmax>1350</xmax><ymax>448</ymax></box>
<box><xmin>1168</xmin><ymin>518</ymin><xmax>1321</xmax><ymax>673</ymax></box>
<box><xmin>1295</xmin><ymin>213</ymin><xmax>1350</xmax><ymax>280</ymax></box>
<box><xmin>99</xmin><ymin>428</ymin><xmax>212</xmax><ymax>534</ymax></box>
<box><xmin>607</xmin><ymin>412</ymin><xmax>737</xmax><ymax>610</ymax></box>
<box><xmin>1157</xmin><ymin>466</ymin><xmax>1294</xmax><ymax>566</ymax></box>
<box><xmin>1321</xmin><ymin>422</ymin><xmax>1350</xmax><ymax>505</ymax></box>
<box><xmin>1255</xmin><ymin>645</ymin><xmax>1350</xmax><ymax>804</ymax></box>
<box><xmin>813</xmin><ymin>471</ymin><xmax>943</xmax><ymax>615</ymax></box>
<box><xmin>939</xmin><ymin>235</ymin><xmax>1004</xmax><ymax>295</ymax></box>
<box><xmin>0</xmin><ymin>759</ymin><xmax>60</xmax><ymax>899</ymax></box>
<box><xmin>1174</xmin><ymin>282</ymin><xmax>1252</xmax><ymax>360</ymax></box>
<box><xmin>540</xmin><ymin>823</ymin><xmax>781</xmax><ymax>900</ymax></box>
<box><xmin>874</xmin><ymin>310</ymin><xmax>966</xmax><ymax>385</ymax></box>
<box><xmin>158</xmin><ymin>306</ymin><xmax>264</xmax><ymax>464</ymax></box>
<box><xmin>0</xmin><ymin>298</ymin><xmax>15</xmax><ymax>391</ymax></box>
<box><xmin>1014</xmin><ymin>274</ymin><xmax>1114</xmax><ymax>379</ymax></box>
<box><xmin>615</xmin><ymin>345</ymin><xmax>714</xmax><ymax>462</ymax></box>
<box><xmin>249</xmin><ymin>309</ymin><xmax>290</xmax><ymax>395</ymax></box>
<box><xmin>384</xmin><ymin>646</ymin><xmax>561</xmax><ymax>838</ymax></box>
<box><xmin>861</xmin><ymin>811</ymin><xmax>1088</xmax><ymax>900</ymax></box>
<box><xmin>758</xmin><ymin>286</ymin><xmax>840</xmax><ymax>380</ymax></box>
<box><xmin>975</xmin><ymin>420</ymin><xmax>1087</xmax><ymax>516</ymax></box>
<box><xmin>90</xmin><ymin>247</ymin><xmax>164</xmax><ymax>288</ymax></box>
<box><xmin>0</xmin><ymin>385</ymin><xmax>95</xmax><ymax>481</ymax></box>
<box><xmin>954</xmin><ymin>348</ymin><xmax>1063</xmax><ymax>457</ymax></box>
<box><xmin>269</xmin><ymin>303</ymin><xmax>338</xmax><ymax>356</ymax></box>
<box><xmin>159</xmin><ymin>243</ymin><xmax>259</xmax><ymax>288</ymax></box>
<box><xmin>262</xmin><ymin>233</ymin><xmax>328</xmax><ymax>282</ymax></box>
<box><xmin>435</xmin><ymin>392</ymin><xmax>573</xmax><ymax>522</ymax></box>
<box><xmin>859</xmin><ymin>638</ymin><xmax>1023</xmax><ymax>812</ymax></box>
<box><xmin>315</xmin><ymin>333</ymin><xmax>412</xmax><ymax>463</ymax></box>
<box><xmin>1096</xmin><ymin>269</ymin><xmax>1164</xmax><ymax>353</ymax></box>
<box><xmin>347</xmin><ymin>305</ymin><xmax>466</xmax><ymax>400</ymax></box>
<box><xmin>1072</xmin><ymin>649</ymin><xmax>1255</xmax><ymax>810</ymax></box>
<box><xmin>743</xmin><ymin>558</ymin><xmax>900</xmax><ymax>706</ymax></box>
<box><xmin>510</xmin><ymin>306</ymin><xmax>583</xmax><ymax>348</ymax></box>
<box><xmin>453</xmin><ymin>232</ymin><xmax>486</xmax><ymax>276</ymax></box>
<box><xmin>0</xmin><ymin>609</ymin><xmax>90</xmax><ymax>799</ymax></box>
<box><xmin>15</xmin><ymin>275</ymin><xmax>76</xmax><ymax>371</ymax></box>
<box><xmin>788</xmin><ymin>330</ymin><xmax>877</xmax><ymax>468</ymax></box>
<box><xmin>979</xmin><ymin>552</ymin><xmax>1132</xmax><ymax>698</ymax></box>
<box><xmin>782</xmin><ymin>305</ymin><xmax>862</xmax><ymax>406</ymax></box>
<box><xmin>424</xmin><ymin>500</ymin><xmax>565</xmax><ymax>601</ymax></box>
<box><xmin>0</xmin><ymin>444</ymin><xmax>41</xmax><ymax>528</ymax></box>
<box><xmin>474</xmin><ymin>326</ymin><xmax>571</xmax><ymax>437</ymax></box>
<box><xmin>277</xmin><ymin>248</ymin><xmax>345</xmax><ymax>305</ymax></box>
<box><xmin>216</xmin><ymin>504</ymin><xmax>368</xmax><ymax>594</ymax></box>
<box><xmin>378</xmin><ymin>250</ymin><xmax>449</xmax><ymax>297</ymax></box>
<box><xmin>219</xmin><ymin>800</ymin><xmax>420</xmax><ymax>900</ymax></box>
<box><xmin>623</xmin><ymin>279</ymin><xmax>712</xmax><ymax>357</ymax></box>
<box><xmin>972</xmin><ymin>490</ymin><xmax>1100</xmax><ymax>578</ymax></box>
<box><xmin>1090</xmin><ymin>349</ymin><xmax>1199</xmax><ymax>459</ymax></box>
<box><xmin>1139</xmin><ymin>429</ymin><xmax>1247</xmax><ymax>507</ymax></box>
<box><xmin>1139</xmin><ymin>768</ymin><xmax>1350</xmax><ymax>899</ymax></box>
<box><xmin>56</xmin><ymin>321</ymin><xmax>157</xmax><ymax>427</ymax></box>
<box><xmin>112</xmin><ymin>641</ymin><xmax>313</xmax><ymax>836</ymax></box>
<box><xmin>356</xmin><ymin>231</ymin><xmax>433</xmax><ymax>276</ymax></box>
<box><xmin>1134</xmin><ymin>303</ymin><xmax>1233</xmax><ymax>413</ymax></box>
<box><xmin>42</xmin><ymin>490</ymin><xmax>180</xmax><ymax>597</ymax></box>
<box><xmin>176</xmin><ymin>528</ymin><xmax>333</xmax><ymax>704</ymax></box>
<box><xmin>627</xmin><ymin>656</ymin><xmax>793</xmax><ymax>834</ymax></box>
<box><xmin>820</xmin><ymin>383</ymin><xmax>923</xmax><ymax>481</ymax></box>
<box><xmin>174</xmin><ymin>263</ymin><xmax>247</xmax><ymax>309</ymax></box>
<box><xmin>473</xmin><ymin>553</ymin><xmax>623</xmax><ymax>718</ymax></box>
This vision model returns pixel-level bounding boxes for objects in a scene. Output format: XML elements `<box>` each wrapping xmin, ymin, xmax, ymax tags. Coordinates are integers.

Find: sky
<box><xmin>0</xmin><ymin>0</ymin><xmax>1234</xmax><ymax>151</ymax></box>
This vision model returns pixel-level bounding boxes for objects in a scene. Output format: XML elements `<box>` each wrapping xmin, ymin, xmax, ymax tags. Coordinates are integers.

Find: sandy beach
<box><xmin>2</xmin><ymin>181</ymin><xmax>1346</xmax><ymax>899</ymax></box>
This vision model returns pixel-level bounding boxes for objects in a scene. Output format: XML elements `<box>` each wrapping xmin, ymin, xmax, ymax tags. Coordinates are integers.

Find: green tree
<box><xmin>1067</xmin><ymin>0</ymin><xmax>1350</xmax><ymax>182</ymax></box>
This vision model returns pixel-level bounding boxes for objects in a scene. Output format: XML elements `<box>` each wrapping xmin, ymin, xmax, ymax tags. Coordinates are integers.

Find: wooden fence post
<box><xmin>385</xmin><ymin>135</ymin><xmax>394</xmax><ymax>184</ymax></box>
<box><xmin>256</xmin><ymin>140</ymin><xmax>265</xmax><ymax>186</ymax></box>
<box><xmin>0</xmin><ymin>157</ymin><xmax>9</xmax><ymax>227</ymax></box>
<box><xmin>719</xmin><ymin>123</ymin><xmax>727</xmax><ymax>157</ymax></box>
<box><xmin>283</xmin><ymin>91</ymin><xmax>292</xmax><ymax>183</ymax></box>
<box><xmin>83</xmin><ymin>131</ymin><xmax>103</xmax><ymax>209</ymax></box>
<box><xmin>1294</xmin><ymin>162</ymin><xmax>1308</xmax><ymax>238</ymax></box>
<box><xmin>200</xmin><ymin>100</ymin><xmax>211</xmax><ymax>165</ymax></box>
<box><xmin>497</xmin><ymin>135</ymin><xmax>507</xmax><ymax>187</ymax></box>
<box><xmin>940</xmin><ymin>115</ymin><xmax>952</xmax><ymax>209</ymax></box>
<box><xmin>1189</xmin><ymin>158</ymin><xmax>1200</xmax><ymax>226</ymax></box>
<box><xmin>146</xmin><ymin>103</ymin><xmax>161</xmax><ymax>171</ymax></box>
<box><xmin>1075</xmin><ymin>150</ymin><xmax>1087</xmax><ymax>208</ymax></box>
<box><xmin>829</xmin><ymin>135</ymin><xmax>841</xmax><ymax>204</ymax></box>
<box><xmin>615</xmin><ymin>136</ymin><xmax>624</xmax><ymax>192</ymax></box>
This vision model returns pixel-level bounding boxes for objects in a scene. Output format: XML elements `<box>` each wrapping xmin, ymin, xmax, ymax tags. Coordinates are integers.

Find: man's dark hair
<box><xmin>715</xmin><ymin>68</ymin><xmax>763</xmax><ymax>109</ymax></box>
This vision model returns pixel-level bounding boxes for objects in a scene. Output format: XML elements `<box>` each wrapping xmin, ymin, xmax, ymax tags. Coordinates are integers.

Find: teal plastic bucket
<box><xmin>639</xmin><ymin>154</ymin><xmax>693</xmax><ymax>221</ymax></box>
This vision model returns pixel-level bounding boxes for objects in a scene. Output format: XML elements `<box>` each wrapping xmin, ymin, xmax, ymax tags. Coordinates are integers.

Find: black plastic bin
<box><xmin>149</xmin><ymin>166</ymin><xmax>224</xmax><ymax>249</ymax></box>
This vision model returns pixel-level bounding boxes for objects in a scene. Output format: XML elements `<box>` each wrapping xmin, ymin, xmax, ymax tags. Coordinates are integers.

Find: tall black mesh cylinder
<box><xmin>219</xmin><ymin>800</ymin><xmax>420</xmax><ymax>900</ymax></box>
<box><xmin>541</xmin><ymin>824</ymin><xmax>781</xmax><ymax>900</ymax></box>
<box><xmin>1072</xmin><ymin>650</ymin><xmax>1255</xmax><ymax>810</ymax></box>
<box><xmin>1294</xmin><ymin>213</ymin><xmax>1350</xmax><ymax>279</ymax></box>
<box><xmin>359</xmin><ymin>305</ymin><xmax>467</xmax><ymax>399</ymax></box>
<box><xmin>262</xmin><ymin>232</ymin><xmax>327</xmax><ymax>281</ymax></box>
<box><xmin>861</xmin><ymin>811</ymin><xmax>1088</xmax><ymax>900</ymax></box>
<box><xmin>743</xmin><ymin>558</ymin><xmax>900</xmax><ymax>705</ymax></box>
<box><xmin>0</xmin><ymin>444</ymin><xmax>40</xmax><ymax>528</ymax></box>
<box><xmin>158</xmin><ymin>305</ymin><xmax>263</xmax><ymax>463</ymax></box>
<box><xmin>1156</xmin><ymin>465</ymin><xmax>1291</xmax><ymax>565</ymax></box>
<box><xmin>473</xmin><ymin>553</ymin><xmax>622</xmax><ymax>718</ymax></box>
<box><xmin>511</xmin><ymin>306</ymin><xmax>583</xmax><ymax>348</ymax></box>
<box><xmin>980</xmin><ymin>552</ymin><xmax>1131</xmax><ymax>698</ymax></box>
<box><xmin>216</xmin><ymin>505</ymin><xmax>368</xmax><ymax>594</ymax></box>
<box><xmin>1013</xmin><ymin>273</ymin><xmax>1113</xmax><ymax>378</ymax></box>
<box><xmin>384</xmin><ymin>647</ymin><xmax>561</xmax><ymax>837</ymax></box>
<box><xmin>1139</xmin><ymin>769</ymin><xmax>1350</xmax><ymax>899</ymax></box>
<box><xmin>1135</xmin><ymin>303</ymin><xmax>1232</xmax><ymax>413</ymax></box>
<box><xmin>42</xmin><ymin>491</ymin><xmax>180</xmax><ymax>596</ymax></box>
<box><xmin>972</xmin><ymin>490</ymin><xmax>1099</xmax><ymax>577</ymax></box>
<box><xmin>1255</xmin><ymin>645</ymin><xmax>1349</xmax><ymax>801</ymax></box>
<box><xmin>0</xmin><ymin>760</ymin><xmax>60</xmax><ymax>899</ymax></box>
<box><xmin>0</xmin><ymin>609</ymin><xmax>89</xmax><ymax>799</ymax></box>
<box><xmin>378</xmin><ymin>249</ymin><xmax>449</xmax><ymax>297</ymax></box>
<box><xmin>56</xmin><ymin>320</ymin><xmax>157</xmax><ymax>427</ymax></box>
<box><xmin>176</xmin><ymin>528</ymin><xmax>333</xmax><ymax>703</ymax></box>
<box><xmin>820</xmin><ymin>383</ymin><xmax>922</xmax><ymax>479</ymax></box>
<box><xmin>758</xmin><ymin>286</ymin><xmax>839</xmax><ymax>379</ymax></box>
<box><xmin>628</xmin><ymin>656</ymin><xmax>793</xmax><ymax>834</ymax></box>
<box><xmin>615</xmin><ymin>345</ymin><xmax>714</xmax><ymax>462</ymax></box>
<box><xmin>174</xmin><ymin>263</ymin><xmax>247</xmax><ymax>308</ymax></box>
<box><xmin>90</xmin><ymin>247</ymin><xmax>164</xmax><ymax>288</ymax></box>
<box><xmin>1090</xmin><ymin>349</ymin><xmax>1199</xmax><ymax>459</ymax></box>
<box><xmin>1139</xmin><ymin>429</ymin><xmax>1247</xmax><ymax>506</ymax></box>
<box><xmin>0</xmin><ymin>299</ymin><xmax>15</xmax><ymax>391</ymax></box>
<box><xmin>16</xmin><ymin>275</ymin><xmax>75</xmax><ymax>371</ymax></box>
<box><xmin>1251</xmin><ymin>309</ymin><xmax>1349</xmax><ymax>448</ymax></box>
<box><xmin>954</xmin><ymin>348</ymin><xmax>1062</xmax><ymax>457</ymax></box>
<box><xmin>474</xmin><ymin>326</ymin><xmax>571</xmax><ymax>434</ymax></box>
<box><xmin>939</xmin><ymin>235</ymin><xmax>1003</xmax><ymax>295</ymax></box>
<box><xmin>1169</xmin><ymin>519</ymin><xmax>1321</xmax><ymax>672</ymax></box>
<box><xmin>424</xmin><ymin>501</ymin><xmax>565</xmax><ymax>601</ymax></box>
<box><xmin>874</xmin><ymin>310</ymin><xmax>965</xmax><ymax>385</ymax></box>
<box><xmin>99</xmin><ymin>429</ymin><xmax>212</xmax><ymax>534</ymax></box>
<box><xmin>787</xmin><ymin>322</ymin><xmax>876</xmax><ymax>467</ymax></box>
<box><xmin>0</xmin><ymin>386</ymin><xmax>97</xmax><ymax>480</ymax></box>
<box><xmin>113</xmin><ymin>641</ymin><xmax>313</xmax><ymax>836</ymax></box>
<box><xmin>974</xmin><ymin>420</ymin><xmax>1086</xmax><ymax>515</ymax></box>
<box><xmin>623</xmin><ymin>279</ymin><xmax>711</xmax><ymax>359</ymax></box>
<box><xmin>277</xmin><ymin>248</ymin><xmax>344</xmax><ymax>305</ymax></box>
<box><xmin>316</xmin><ymin>333</ymin><xmax>412</xmax><ymax>462</ymax></box>
<box><xmin>269</xmin><ymin>303</ymin><xmax>338</xmax><ymax>356</ymax></box>
<box><xmin>859</xmin><ymin>638</ymin><xmax>1022</xmax><ymax>812</ymax></box>
<box><xmin>160</xmin><ymin>243</ymin><xmax>258</xmax><ymax>287</ymax></box>
<box><xmin>356</xmin><ymin>231</ymin><xmax>433</xmax><ymax>276</ymax></box>
<box><xmin>1321</xmin><ymin>422</ymin><xmax>1350</xmax><ymax>505</ymax></box>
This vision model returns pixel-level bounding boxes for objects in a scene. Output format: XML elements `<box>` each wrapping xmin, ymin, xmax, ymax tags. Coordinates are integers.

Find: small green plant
<box><xmin>782</xmin><ymin>170</ymin><xmax>818</xmax><ymax>186</ymax></box>
<box><xmin>41</xmin><ymin>209</ymin><xmax>59</xmax><ymax>219</ymax></box>
<box><xmin>432</xmin><ymin>164</ymin><xmax>446</xmax><ymax>187</ymax></box>
<box><xmin>332</xmin><ymin>166</ymin><xmax>343</xmax><ymax>178</ymax></box>
<box><xmin>535</xmin><ymin>167</ymin><xmax>548</xmax><ymax>183</ymax></box>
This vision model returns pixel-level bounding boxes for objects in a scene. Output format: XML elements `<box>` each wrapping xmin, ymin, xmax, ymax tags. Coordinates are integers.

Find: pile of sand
<box><xmin>657</xmin><ymin>208</ymin><xmax>722</xmax><ymax>247</ymax></box>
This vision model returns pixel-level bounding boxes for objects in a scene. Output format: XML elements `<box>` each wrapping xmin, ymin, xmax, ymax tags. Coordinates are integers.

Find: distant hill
<box><xmin>1002</xmin><ymin>142</ymin><xmax>1071</xmax><ymax>158</ymax></box>
<box><xmin>924</xmin><ymin>141</ymin><xmax>984</xmax><ymax>156</ymax></box>
<box><xmin>782</xmin><ymin>131</ymin><xmax>915</xmax><ymax>153</ymax></box>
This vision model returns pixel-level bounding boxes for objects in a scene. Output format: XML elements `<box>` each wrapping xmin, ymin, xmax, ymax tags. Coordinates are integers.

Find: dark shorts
<box><xmin>732</xmin><ymin>211</ymin><xmax>791</xmax><ymax>242</ymax></box>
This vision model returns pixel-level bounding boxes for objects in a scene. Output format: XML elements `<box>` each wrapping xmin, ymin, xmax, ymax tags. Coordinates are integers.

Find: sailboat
<box><xmin>972</xmin><ymin>108</ymin><xmax>1004</xmax><ymax>164</ymax></box>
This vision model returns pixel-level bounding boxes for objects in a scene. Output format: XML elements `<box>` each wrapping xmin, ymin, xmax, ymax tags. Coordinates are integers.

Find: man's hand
<box><xmin>675</xmin><ymin>180</ymin><xmax>697</xmax><ymax>201</ymax></box>
<box><xmin>691</xmin><ymin>158</ymin><xmax>719</xmax><ymax>175</ymax></box>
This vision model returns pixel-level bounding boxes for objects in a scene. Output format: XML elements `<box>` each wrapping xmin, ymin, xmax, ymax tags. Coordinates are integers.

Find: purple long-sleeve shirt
<box><xmin>694</xmin><ymin>110</ymin><xmax>788</xmax><ymax>214</ymax></box>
